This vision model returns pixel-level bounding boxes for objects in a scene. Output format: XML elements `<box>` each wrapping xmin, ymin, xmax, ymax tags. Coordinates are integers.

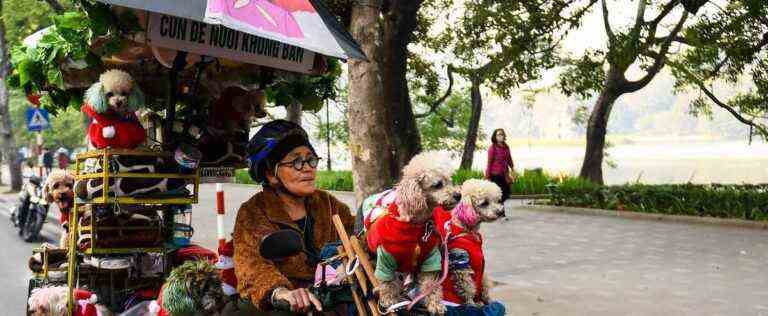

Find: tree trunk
<box><xmin>286</xmin><ymin>100</ymin><xmax>302</xmax><ymax>125</ymax></box>
<box><xmin>348</xmin><ymin>1</ymin><xmax>396</xmax><ymax>205</ymax></box>
<box><xmin>579</xmin><ymin>87</ymin><xmax>620</xmax><ymax>185</ymax></box>
<box><xmin>382</xmin><ymin>0</ymin><xmax>423</xmax><ymax>176</ymax></box>
<box><xmin>0</xmin><ymin>0</ymin><xmax>21</xmax><ymax>191</ymax></box>
<box><xmin>460</xmin><ymin>78</ymin><xmax>483</xmax><ymax>170</ymax></box>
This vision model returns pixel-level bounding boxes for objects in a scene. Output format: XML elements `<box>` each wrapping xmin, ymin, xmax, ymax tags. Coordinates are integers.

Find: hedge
<box><xmin>550</xmin><ymin>183</ymin><xmax>768</xmax><ymax>221</ymax></box>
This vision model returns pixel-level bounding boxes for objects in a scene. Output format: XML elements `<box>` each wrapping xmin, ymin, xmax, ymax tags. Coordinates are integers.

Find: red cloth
<box><xmin>58</xmin><ymin>153</ymin><xmax>70</xmax><ymax>169</ymax></box>
<box><xmin>366</xmin><ymin>203</ymin><xmax>440</xmax><ymax>274</ymax></box>
<box><xmin>434</xmin><ymin>209</ymin><xmax>486</xmax><ymax>304</ymax></box>
<box><xmin>175</xmin><ymin>244</ymin><xmax>219</xmax><ymax>264</ymax></box>
<box><xmin>486</xmin><ymin>143</ymin><xmax>512</xmax><ymax>177</ymax></box>
<box><xmin>73</xmin><ymin>289</ymin><xmax>98</xmax><ymax>316</ymax></box>
<box><xmin>82</xmin><ymin>104</ymin><xmax>146</xmax><ymax>149</ymax></box>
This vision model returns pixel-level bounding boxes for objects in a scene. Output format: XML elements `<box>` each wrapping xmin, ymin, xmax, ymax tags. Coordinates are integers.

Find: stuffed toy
<box><xmin>43</xmin><ymin>169</ymin><xmax>75</xmax><ymax>247</ymax></box>
<box><xmin>82</xmin><ymin>69</ymin><xmax>147</xmax><ymax>149</ymax></box>
<box><xmin>434</xmin><ymin>179</ymin><xmax>505</xmax><ymax>311</ymax></box>
<box><xmin>215</xmin><ymin>240</ymin><xmax>239</xmax><ymax>297</ymax></box>
<box><xmin>198</xmin><ymin>86</ymin><xmax>267</xmax><ymax>168</ymax></box>
<box><xmin>28</xmin><ymin>286</ymin><xmax>111</xmax><ymax>316</ymax></box>
<box><xmin>365</xmin><ymin>151</ymin><xmax>460</xmax><ymax>315</ymax></box>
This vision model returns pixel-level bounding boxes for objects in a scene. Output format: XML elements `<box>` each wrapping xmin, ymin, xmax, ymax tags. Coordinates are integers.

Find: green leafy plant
<box><xmin>550</xmin><ymin>183</ymin><xmax>768</xmax><ymax>221</ymax></box>
<box><xmin>8</xmin><ymin>2</ymin><xmax>141</xmax><ymax>114</ymax></box>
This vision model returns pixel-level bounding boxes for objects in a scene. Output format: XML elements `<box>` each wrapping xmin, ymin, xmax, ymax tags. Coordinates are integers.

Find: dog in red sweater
<box><xmin>435</xmin><ymin>179</ymin><xmax>505</xmax><ymax>307</ymax></box>
<box><xmin>366</xmin><ymin>151</ymin><xmax>460</xmax><ymax>315</ymax></box>
<box><xmin>82</xmin><ymin>69</ymin><xmax>146</xmax><ymax>149</ymax></box>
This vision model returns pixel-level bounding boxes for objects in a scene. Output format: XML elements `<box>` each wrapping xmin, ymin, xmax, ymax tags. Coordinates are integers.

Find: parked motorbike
<box><xmin>10</xmin><ymin>176</ymin><xmax>49</xmax><ymax>242</ymax></box>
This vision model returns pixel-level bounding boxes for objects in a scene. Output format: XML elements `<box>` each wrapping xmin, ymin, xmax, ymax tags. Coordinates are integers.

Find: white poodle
<box><xmin>366</xmin><ymin>151</ymin><xmax>461</xmax><ymax>315</ymax></box>
<box><xmin>437</xmin><ymin>179</ymin><xmax>505</xmax><ymax>306</ymax></box>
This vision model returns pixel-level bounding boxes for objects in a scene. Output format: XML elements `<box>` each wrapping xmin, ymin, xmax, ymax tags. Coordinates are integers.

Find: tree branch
<box><xmin>601</xmin><ymin>0</ymin><xmax>616</xmax><ymax>45</ymax></box>
<box><xmin>699</xmin><ymin>84</ymin><xmax>768</xmax><ymax>137</ymax></box>
<box><xmin>43</xmin><ymin>0</ymin><xmax>65</xmax><ymax>13</ymax></box>
<box><xmin>625</xmin><ymin>11</ymin><xmax>688</xmax><ymax>93</ymax></box>
<box><xmin>629</xmin><ymin>0</ymin><xmax>648</xmax><ymax>42</ymax></box>
<box><xmin>668</xmin><ymin>61</ymin><xmax>768</xmax><ymax>137</ymax></box>
<box><xmin>647</xmin><ymin>0</ymin><xmax>680</xmax><ymax>28</ymax></box>
<box><xmin>415</xmin><ymin>65</ymin><xmax>455</xmax><ymax>118</ymax></box>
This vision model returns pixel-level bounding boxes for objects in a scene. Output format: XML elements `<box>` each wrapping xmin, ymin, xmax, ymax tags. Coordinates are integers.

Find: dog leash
<box><xmin>404</xmin><ymin>221</ymin><xmax>452</xmax><ymax>311</ymax></box>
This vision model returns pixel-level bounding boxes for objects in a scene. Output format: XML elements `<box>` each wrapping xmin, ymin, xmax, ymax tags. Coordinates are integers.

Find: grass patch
<box><xmin>235</xmin><ymin>169</ymin><xmax>354</xmax><ymax>191</ymax></box>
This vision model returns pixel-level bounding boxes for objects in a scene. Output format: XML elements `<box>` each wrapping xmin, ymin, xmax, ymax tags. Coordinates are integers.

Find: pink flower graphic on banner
<box><xmin>226</xmin><ymin>0</ymin><xmax>305</xmax><ymax>38</ymax></box>
<box><xmin>271</xmin><ymin>0</ymin><xmax>315</xmax><ymax>12</ymax></box>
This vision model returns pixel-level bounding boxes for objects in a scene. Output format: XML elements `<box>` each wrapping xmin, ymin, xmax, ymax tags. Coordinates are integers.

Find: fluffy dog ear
<box><xmin>452</xmin><ymin>200</ymin><xmax>479</xmax><ymax>227</ymax></box>
<box><xmin>396</xmin><ymin>177</ymin><xmax>427</xmax><ymax>219</ymax></box>
<box><xmin>85</xmin><ymin>82</ymin><xmax>107</xmax><ymax>113</ymax></box>
<box><xmin>43</xmin><ymin>182</ymin><xmax>53</xmax><ymax>203</ymax></box>
<box><xmin>127</xmin><ymin>84</ymin><xmax>145</xmax><ymax>111</ymax></box>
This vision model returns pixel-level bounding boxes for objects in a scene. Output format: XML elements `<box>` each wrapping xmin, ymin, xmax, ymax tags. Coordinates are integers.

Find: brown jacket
<box><xmin>232</xmin><ymin>187</ymin><xmax>354</xmax><ymax>310</ymax></box>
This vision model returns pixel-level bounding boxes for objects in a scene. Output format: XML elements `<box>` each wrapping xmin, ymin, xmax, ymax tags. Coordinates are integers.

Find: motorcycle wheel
<box><xmin>21</xmin><ymin>204</ymin><xmax>46</xmax><ymax>242</ymax></box>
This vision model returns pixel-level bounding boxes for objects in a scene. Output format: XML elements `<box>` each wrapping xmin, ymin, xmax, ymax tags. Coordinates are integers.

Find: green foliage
<box><xmin>235</xmin><ymin>169</ymin><xmax>354</xmax><ymax>191</ymax></box>
<box><xmin>416</xmin><ymin>88</ymin><xmax>484</xmax><ymax>153</ymax></box>
<box><xmin>429</xmin><ymin>0</ymin><xmax>596</xmax><ymax>98</ymax></box>
<box><xmin>3</xmin><ymin>0</ymin><xmax>74</xmax><ymax>48</ymax></box>
<box><xmin>668</xmin><ymin>0</ymin><xmax>768</xmax><ymax>139</ymax></box>
<box><xmin>266</xmin><ymin>59</ymin><xmax>343</xmax><ymax>112</ymax></box>
<box><xmin>8</xmin><ymin>2</ymin><xmax>140</xmax><ymax>114</ymax></box>
<box><xmin>9</xmin><ymin>89</ymin><xmax>85</xmax><ymax>150</ymax></box>
<box><xmin>451</xmin><ymin>169</ymin><xmax>483</xmax><ymax>186</ymax></box>
<box><xmin>315</xmin><ymin>170</ymin><xmax>354</xmax><ymax>192</ymax></box>
<box><xmin>452</xmin><ymin>168</ymin><xmax>577</xmax><ymax>196</ymax></box>
<box><xmin>315</xmin><ymin>84</ymin><xmax>348</xmax><ymax>146</ymax></box>
<box><xmin>558</xmin><ymin>50</ymin><xmax>606</xmax><ymax>100</ymax></box>
<box><xmin>551</xmin><ymin>183</ymin><xmax>768</xmax><ymax>221</ymax></box>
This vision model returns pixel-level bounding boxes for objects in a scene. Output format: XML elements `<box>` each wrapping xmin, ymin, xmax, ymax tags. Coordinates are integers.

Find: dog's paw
<box><xmin>425</xmin><ymin>300</ymin><xmax>446</xmax><ymax>315</ymax></box>
<box><xmin>102</xmin><ymin>126</ymin><xmax>116</xmax><ymax>139</ymax></box>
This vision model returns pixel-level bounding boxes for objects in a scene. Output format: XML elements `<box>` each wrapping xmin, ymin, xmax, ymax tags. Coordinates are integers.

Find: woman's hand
<box><xmin>272</xmin><ymin>287</ymin><xmax>323</xmax><ymax>313</ymax></box>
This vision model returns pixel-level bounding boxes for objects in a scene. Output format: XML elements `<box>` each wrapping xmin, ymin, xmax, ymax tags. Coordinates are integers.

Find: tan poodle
<box><xmin>43</xmin><ymin>170</ymin><xmax>75</xmax><ymax>247</ymax></box>
<box><xmin>366</xmin><ymin>151</ymin><xmax>460</xmax><ymax>315</ymax></box>
<box><xmin>436</xmin><ymin>179</ymin><xmax>504</xmax><ymax>306</ymax></box>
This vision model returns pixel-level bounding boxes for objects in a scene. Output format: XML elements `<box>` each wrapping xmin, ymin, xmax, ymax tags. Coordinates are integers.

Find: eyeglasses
<box><xmin>277</xmin><ymin>156</ymin><xmax>321</xmax><ymax>171</ymax></box>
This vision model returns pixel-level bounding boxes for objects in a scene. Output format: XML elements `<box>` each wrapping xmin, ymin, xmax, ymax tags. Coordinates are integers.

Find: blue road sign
<box><xmin>26</xmin><ymin>107</ymin><xmax>50</xmax><ymax>132</ymax></box>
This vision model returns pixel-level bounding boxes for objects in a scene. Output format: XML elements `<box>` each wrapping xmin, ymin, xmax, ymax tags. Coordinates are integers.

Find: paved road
<box><xmin>487</xmin><ymin>207</ymin><xmax>768</xmax><ymax>316</ymax></box>
<box><xmin>0</xmin><ymin>195</ymin><xmax>61</xmax><ymax>315</ymax></box>
<box><xmin>1</xmin><ymin>184</ymin><xmax>767</xmax><ymax>315</ymax></box>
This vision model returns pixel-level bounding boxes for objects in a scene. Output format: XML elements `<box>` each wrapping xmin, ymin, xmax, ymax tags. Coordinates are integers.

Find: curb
<box><xmin>518</xmin><ymin>205</ymin><xmax>768</xmax><ymax>230</ymax></box>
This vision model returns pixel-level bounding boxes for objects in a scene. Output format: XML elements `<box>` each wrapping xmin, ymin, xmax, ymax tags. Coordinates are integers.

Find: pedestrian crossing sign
<box><xmin>26</xmin><ymin>107</ymin><xmax>50</xmax><ymax>132</ymax></box>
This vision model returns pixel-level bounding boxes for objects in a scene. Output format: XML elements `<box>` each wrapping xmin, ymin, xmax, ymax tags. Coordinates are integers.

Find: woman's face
<box><xmin>267</xmin><ymin>146</ymin><xmax>318</xmax><ymax>197</ymax></box>
<box><xmin>495</xmin><ymin>130</ymin><xmax>506</xmax><ymax>142</ymax></box>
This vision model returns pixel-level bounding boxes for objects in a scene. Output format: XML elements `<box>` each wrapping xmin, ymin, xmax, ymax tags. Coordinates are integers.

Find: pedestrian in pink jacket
<box><xmin>485</xmin><ymin>129</ymin><xmax>514</xmax><ymax>201</ymax></box>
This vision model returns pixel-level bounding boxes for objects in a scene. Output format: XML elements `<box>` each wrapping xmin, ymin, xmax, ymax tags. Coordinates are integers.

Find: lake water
<box><xmin>317</xmin><ymin>140</ymin><xmax>768</xmax><ymax>185</ymax></box>
<box><xmin>495</xmin><ymin>140</ymin><xmax>768</xmax><ymax>185</ymax></box>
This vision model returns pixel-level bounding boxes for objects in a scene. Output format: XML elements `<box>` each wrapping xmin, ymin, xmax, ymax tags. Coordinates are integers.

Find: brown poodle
<box><xmin>43</xmin><ymin>170</ymin><xmax>75</xmax><ymax>247</ymax></box>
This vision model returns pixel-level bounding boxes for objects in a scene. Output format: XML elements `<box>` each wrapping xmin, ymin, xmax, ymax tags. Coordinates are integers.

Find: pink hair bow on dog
<box><xmin>452</xmin><ymin>202</ymin><xmax>479</xmax><ymax>227</ymax></box>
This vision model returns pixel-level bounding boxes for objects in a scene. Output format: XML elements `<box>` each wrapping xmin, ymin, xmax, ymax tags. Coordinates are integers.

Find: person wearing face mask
<box><xmin>485</xmin><ymin>128</ymin><xmax>514</xmax><ymax>202</ymax></box>
<box><xmin>229</xmin><ymin>120</ymin><xmax>354</xmax><ymax>314</ymax></box>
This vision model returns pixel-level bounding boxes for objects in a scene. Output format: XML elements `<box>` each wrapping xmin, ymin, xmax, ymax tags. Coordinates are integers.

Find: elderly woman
<box><xmin>232</xmin><ymin>120</ymin><xmax>354</xmax><ymax>314</ymax></box>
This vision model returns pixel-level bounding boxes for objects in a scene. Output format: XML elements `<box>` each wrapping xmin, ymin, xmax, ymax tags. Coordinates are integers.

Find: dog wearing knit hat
<box><xmin>157</xmin><ymin>260</ymin><xmax>228</xmax><ymax>316</ymax></box>
<box><xmin>365</xmin><ymin>151</ymin><xmax>461</xmax><ymax>315</ymax></box>
<box><xmin>435</xmin><ymin>179</ymin><xmax>505</xmax><ymax>307</ymax></box>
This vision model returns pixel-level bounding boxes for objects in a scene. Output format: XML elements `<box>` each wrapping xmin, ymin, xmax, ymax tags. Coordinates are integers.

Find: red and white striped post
<box><xmin>216</xmin><ymin>183</ymin><xmax>226</xmax><ymax>250</ymax></box>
